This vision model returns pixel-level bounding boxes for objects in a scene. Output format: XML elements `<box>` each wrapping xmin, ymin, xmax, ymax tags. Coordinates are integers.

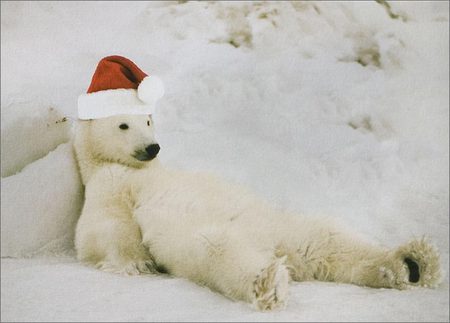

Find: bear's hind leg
<box><xmin>341</xmin><ymin>238</ymin><xmax>441</xmax><ymax>289</ymax></box>
<box><xmin>209</xmin><ymin>242</ymin><xmax>290</xmax><ymax>311</ymax></box>
<box><xmin>152</xmin><ymin>228</ymin><xmax>290</xmax><ymax>311</ymax></box>
<box><xmin>252</xmin><ymin>256</ymin><xmax>290</xmax><ymax>311</ymax></box>
<box><xmin>383</xmin><ymin>238</ymin><xmax>441</xmax><ymax>288</ymax></box>
<box><xmin>281</xmin><ymin>231</ymin><xmax>441</xmax><ymax>289</ymax></box>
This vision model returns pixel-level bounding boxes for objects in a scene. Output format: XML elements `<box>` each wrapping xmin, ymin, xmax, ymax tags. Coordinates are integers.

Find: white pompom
<box><xmin>138</xmin><ymin>75</ymin><xmax>165</xmax><ymax>104</ymax></box>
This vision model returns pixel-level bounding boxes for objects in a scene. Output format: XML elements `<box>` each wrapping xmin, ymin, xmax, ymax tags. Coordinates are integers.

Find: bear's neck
<box><xmin>72</xmin><ymin>124</ymin><xmax>119</xmax><ymax>185</ymax></box>
<box><xmin>74</xmin><ymin>140</ymin><xmax>156</xmax><ymax>185</ymax></box>
<box><xmin>73</xmin><ymin>131</ymin><xmax>101</xmax><ymax>185</ymax></box>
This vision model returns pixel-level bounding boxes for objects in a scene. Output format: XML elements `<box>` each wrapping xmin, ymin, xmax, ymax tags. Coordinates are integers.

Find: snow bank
<box><xmin>1</xmin><ymin>104</ymin><xmax>71</xmax><ymax>177</ymax></box>
<box><xmin>1</xmin><ymin>142</ymin><xmax>83</xmax><ymax>257</ymax></box>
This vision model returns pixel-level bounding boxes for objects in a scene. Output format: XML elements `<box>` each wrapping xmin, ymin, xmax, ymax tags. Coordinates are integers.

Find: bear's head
<box><xmin>75</xmin><ymin>114</ymin><xmax>160</xmax><ymax>171</ymax></box>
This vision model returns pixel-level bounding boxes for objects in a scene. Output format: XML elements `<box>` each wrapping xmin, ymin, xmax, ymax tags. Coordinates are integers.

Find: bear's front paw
<box><xmin>96</xmin><ymin>259</ymin><xmax>157</xmax><ymax>276</ymax></box>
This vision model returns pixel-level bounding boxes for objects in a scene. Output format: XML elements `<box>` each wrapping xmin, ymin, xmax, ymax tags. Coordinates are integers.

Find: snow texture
<box><xmin>1</xmin><ymin>1</ymin><xmax>448</xmax><ymax>321</ymax></box>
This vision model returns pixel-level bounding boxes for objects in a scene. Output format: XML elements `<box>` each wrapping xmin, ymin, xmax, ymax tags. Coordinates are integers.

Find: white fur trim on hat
<box><xmin>78</xmin><ymin>89</ymin><xmax>156</xmax><ymax>120</ymax></box>
<box><xmin>138</xmin><ymin>75</ymin><xmax>165</xmax><ymax>104</ymax></box>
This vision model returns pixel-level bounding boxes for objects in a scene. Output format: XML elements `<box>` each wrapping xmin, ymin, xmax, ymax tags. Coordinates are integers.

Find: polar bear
<box><xmin>73</xmin><ymin>113</ymin><xmax>441</xmax><ymax>311</ymax></box>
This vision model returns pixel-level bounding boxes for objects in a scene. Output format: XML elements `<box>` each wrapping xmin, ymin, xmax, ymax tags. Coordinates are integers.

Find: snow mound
<box><xmin>1</xmin><ymin>104</ymin><xmax>71</xmax><ymax>177</ymax></box>
<box><xmin>1</xmin><ymin>142</ymin><xmax>83</xmax><ymax>257</ymax></box>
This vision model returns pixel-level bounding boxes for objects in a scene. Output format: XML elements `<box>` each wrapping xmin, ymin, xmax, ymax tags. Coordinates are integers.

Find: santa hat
<box><xmin>78</xmin><ymin>55</ymin><xmax>164</xmax><ymax>120</ymax></box>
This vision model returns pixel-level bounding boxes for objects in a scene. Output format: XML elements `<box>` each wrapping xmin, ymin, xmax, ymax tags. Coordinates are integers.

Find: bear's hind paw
<box><xmin>252</xmin><ymin>256</ymin><xmax>289</xmax><ymax>311</ymax></box>
<box><xmin>395</xmin><ymin>238</ymin><xmax>442</xmax><ymax>288</ymax></box>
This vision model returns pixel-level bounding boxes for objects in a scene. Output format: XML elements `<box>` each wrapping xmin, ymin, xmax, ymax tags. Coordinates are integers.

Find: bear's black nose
<box><xmin>145</xmin><ymin>144</ymin><xmax>160</xmax><ymax>159</ymax></box>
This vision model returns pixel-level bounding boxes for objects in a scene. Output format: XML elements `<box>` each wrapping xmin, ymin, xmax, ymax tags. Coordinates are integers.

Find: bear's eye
<box><xmin>119</xmin><ymin>123</ymin><xmax>129</xmax><ymax>130</ymax></box>
<box><xmin>147</xmin><ymin>120</ymin><xmax>150</xmax><ymax>126</ymax></box>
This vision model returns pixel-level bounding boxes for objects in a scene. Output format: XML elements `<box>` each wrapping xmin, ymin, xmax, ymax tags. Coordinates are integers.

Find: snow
<box><xmin>1</xmin><ymin>1</ymin><xmax>448</xmax><ymax>321</ymax></box>
<box><xmin>1</xmin><ymin>143</ymin><xmax>83</xmax><ymax>257</ymax></box>
<box><xmin>2</xmin><ymin>257</ymin><xmax>449</xmax><ymax>322</ymax></box>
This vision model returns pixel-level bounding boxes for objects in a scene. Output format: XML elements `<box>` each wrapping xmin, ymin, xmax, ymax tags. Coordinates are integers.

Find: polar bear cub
<box><xmin>74</xmin><ymin>114</ymin><xmax>441</xmax><ymax>311</ymax></box>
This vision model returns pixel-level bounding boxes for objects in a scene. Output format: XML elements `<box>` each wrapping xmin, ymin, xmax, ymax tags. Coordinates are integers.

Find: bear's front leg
<box><xmin>75</xmin><ymin>205</ymin><xmax>158</xmax><ymax>276</ymax></box>
<box><xmin>92</xmin><ymin>218</ymin><xmax>158</xmax><ymax>276</ymax></box>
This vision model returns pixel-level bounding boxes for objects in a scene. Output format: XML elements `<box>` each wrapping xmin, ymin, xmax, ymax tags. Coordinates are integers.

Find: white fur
<box><xmin>73</xmin><ymin>114</ymin><xmax>442</xmax><ymax>310</ymax></box>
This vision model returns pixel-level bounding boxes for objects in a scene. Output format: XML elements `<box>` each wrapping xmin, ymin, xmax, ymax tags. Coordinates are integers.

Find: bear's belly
<box><xmin>134</xmin><ymin>169</ymin><xmax>270</xmax><ymax>226</ymax></box>
<box><xmin>132</xmin><ymin>169</ymin><xmax>277</xmax><ymax>273</ymax></box>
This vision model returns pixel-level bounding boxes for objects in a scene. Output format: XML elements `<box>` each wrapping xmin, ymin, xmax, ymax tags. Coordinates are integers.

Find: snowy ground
<box><xmin>1</xmin><ymin>1</ymin><xmax>449</xmax><ymax>322</ymax></box>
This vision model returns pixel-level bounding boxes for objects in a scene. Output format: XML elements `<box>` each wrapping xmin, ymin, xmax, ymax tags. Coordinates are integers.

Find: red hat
<box><xmin>78</xmin><ymin>55</ymin><xmax>164</xmax><ymax>120</ymax></box>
